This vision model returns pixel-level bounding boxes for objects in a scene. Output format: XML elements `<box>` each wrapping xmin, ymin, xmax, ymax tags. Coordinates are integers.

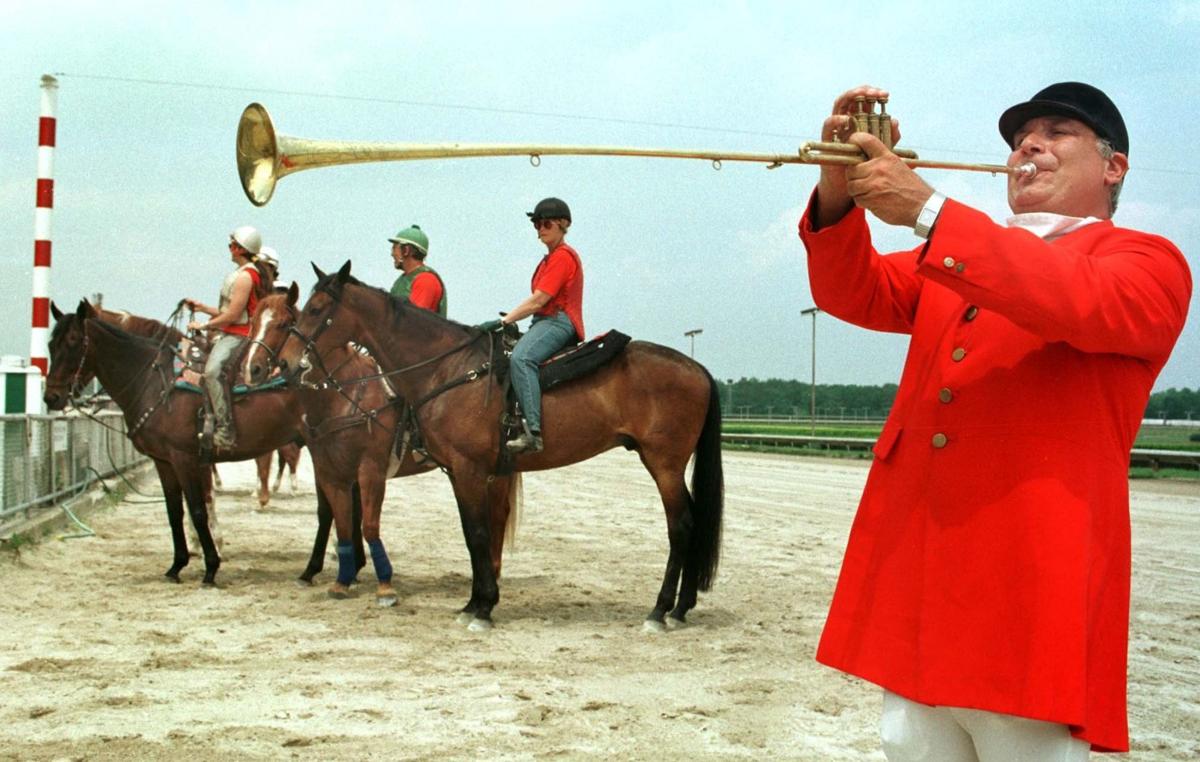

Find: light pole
<box><xmin>684</xmin><ymin>328</ymin><xmax>703</xmax><ymax>359</ymax></box>
<box><xmin>801</xmin><ymin>306</ymin><xmax>820</xmax><ymax>435</ymax></box>
<box><xmin>727</xmin><ymin>378</ymin><xmax>735</xmax><ymax>416</ymax></box>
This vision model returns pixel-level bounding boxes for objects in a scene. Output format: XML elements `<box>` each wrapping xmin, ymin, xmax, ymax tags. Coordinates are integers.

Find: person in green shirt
<box><xmin>388</xmin><ymin>224</ymin><xmax>446</xmax><ymax>316</ymax></box>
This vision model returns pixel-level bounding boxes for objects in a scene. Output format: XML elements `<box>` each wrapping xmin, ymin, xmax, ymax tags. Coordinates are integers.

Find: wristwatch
<box><xmin>913</xmin><ymin>192</ymin><xmax>947</xmax><ymax>239</ymax></box>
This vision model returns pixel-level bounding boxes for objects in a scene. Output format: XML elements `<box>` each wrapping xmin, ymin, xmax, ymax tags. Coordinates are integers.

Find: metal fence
<box><xmin>0</xmin><ymin>410</ymin><xmax>147</xmax><ymax>531</ymax></box>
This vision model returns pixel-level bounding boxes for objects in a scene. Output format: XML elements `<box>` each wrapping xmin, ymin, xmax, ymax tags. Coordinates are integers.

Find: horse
<box><xmin>42</xmin><ymin>299</ymin><xmax>406</xmax><ymax>588</ymax></box>
<box><xmin>269</xmin><ymin>442</ymin><xmax>303</xmax><ymax>495</ymax></box>
<box><xmin>65</xmin><ymin>303</ymin><xmax>224</xmax><ymax>553</ymax></box>
<box><xmin>243</xmin><ymin>291</ymin><xmax>521</xmax><ymax>605</ymax></box>
<box><xmin>213</xmin><ymin>443</ymin><xmax>305</xmax><ymax>509</ymax></box>
<box><xmin>269</xmin><ymin>263</ymin><xmax>723</xmax><ymax>631</ymax></box>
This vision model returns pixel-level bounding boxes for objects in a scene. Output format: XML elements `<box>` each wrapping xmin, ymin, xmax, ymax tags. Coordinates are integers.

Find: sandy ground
<box><xmin>0</xmin><ymin>450</ymin><xmax>1197</xmax><ymax>761</ymax></box>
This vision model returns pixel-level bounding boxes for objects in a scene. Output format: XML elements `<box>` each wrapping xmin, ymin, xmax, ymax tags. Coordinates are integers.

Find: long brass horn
<box><xmin>236</xmin><ymin>101</ymin><xmax>1032</xmax><ymax>207</ymax></box>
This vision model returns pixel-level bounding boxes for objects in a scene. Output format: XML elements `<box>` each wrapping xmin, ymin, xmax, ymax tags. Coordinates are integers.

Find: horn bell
<box><xmin>236</xmin><ymin>102</ymin><xmax>280</xmax><ymax>207</ymax></box>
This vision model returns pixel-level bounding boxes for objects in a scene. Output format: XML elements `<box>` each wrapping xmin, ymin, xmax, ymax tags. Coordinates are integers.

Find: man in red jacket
<box><xmin>799</xmin><ymin>83</ymin><xmax>1191</xmax><ymax>758</ymax></box>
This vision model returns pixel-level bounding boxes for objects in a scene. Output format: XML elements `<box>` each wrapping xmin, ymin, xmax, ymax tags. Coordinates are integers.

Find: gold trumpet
<box><xmin>237</xmin><ymin>99</ymin><xmax>1034</xmax><ymax>206</ymax></box>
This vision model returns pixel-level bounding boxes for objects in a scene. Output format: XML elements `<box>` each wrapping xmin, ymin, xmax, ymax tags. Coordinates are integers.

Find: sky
<box><xmin>2</xmin><ymin>0</ymin><xmax>1198</xmax><ymax>392</ymax></box>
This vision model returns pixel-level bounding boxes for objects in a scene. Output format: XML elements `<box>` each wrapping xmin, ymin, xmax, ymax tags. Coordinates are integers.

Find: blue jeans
<box><xmin>510</xmin><ymin>312</ymin><xmax>576</xmax><ymax>432</ymax></box>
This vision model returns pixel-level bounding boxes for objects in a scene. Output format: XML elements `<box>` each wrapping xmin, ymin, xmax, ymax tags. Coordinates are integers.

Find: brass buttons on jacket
<box><xmin>943</xmin><ymin>256</ymin><xmax>956</xmax><ymax>268</ymax></box>
<box><xmin>932</xmin><ymin>433</ymin><xmax>948</xmax><ymax>448</ymax></box>
<box><xmin>964</xmin><ymin>306</ymin><xmax>979</xmax><ymax>321</ymax></box>
<box><xmin>938</xmin><ymin>387</ymin><xmax>953</xmax><ymax>403</ymax></box>
<box><xmin>951</xmin><ymin>347</ymin><xmax>967</xmax><ymax>362</ymax></box>
<box><xmin>955</xmin><ymin>262</ymin><xmax>966</xmax><ymax>273</ymax></box>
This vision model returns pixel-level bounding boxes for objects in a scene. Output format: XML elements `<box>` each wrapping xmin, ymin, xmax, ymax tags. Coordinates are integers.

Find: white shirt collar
<box><xmin>1005</xmin><ymin>212</ymin><xmax>1102</xmax><ymax>241</ymax></box>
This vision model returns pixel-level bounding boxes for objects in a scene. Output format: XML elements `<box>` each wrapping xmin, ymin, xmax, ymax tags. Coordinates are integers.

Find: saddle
<box><xmin>492</xmin><ymin>329</ymin><xmax>632</xmax><ymax>474</ymax></box>
<box><xmin>172</xmin><ymin>334</ymin><xmax>287</xmax><ymax>460</ymax></box>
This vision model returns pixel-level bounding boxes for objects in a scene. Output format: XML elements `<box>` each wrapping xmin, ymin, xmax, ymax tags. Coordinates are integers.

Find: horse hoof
<box><xmin>666</xmin><ymin>616</ymin><xmax>688</xmax><ymax>630</ymax></box>
<box><xmin>642</xmin><ymin>619</ymin><xmax>666</xmax><ymax>634</ymax></box>
<box><xmin>455</xmin><ymin>611</ymin><xmax>474</xmax><ymax>625</ymax></box>
<box><xmin>376</xmin><ymin>595</ymin><xmax>397</xmax><ymax>608</ymax></box>
<box><xmin>327</xmin><ymin>584</ymin><xmax>351</xmax><ymax>599</ymax></box>
<box><xmin>165</xmin><ymin>574</ymin><xmax>181</xmax><ymax>584</ymax></box>
<box><xmin>296</xmin><ymin>577</ymin><xmax>316</xmax><ymax>588</ymax></box>
<box><xmin>467</xmin><ymin>617</ymin><xmax>493</xmax><ymax>632</ymax></box>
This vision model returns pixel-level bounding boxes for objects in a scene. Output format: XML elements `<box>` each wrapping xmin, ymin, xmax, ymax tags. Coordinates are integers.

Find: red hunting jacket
<box><xmin>798</xmin><ymin>193</ymin><xmax>1191</xmax><ymax>752</ymax></box>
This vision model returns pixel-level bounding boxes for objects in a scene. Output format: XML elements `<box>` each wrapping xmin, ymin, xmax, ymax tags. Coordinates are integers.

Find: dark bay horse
<box><xmin>272</xmin><ymin>262</ymin><xmax>723</xmax><ymax>631</ymax></box>
<box><xmin>42</xmin><ymin>299</ymin><xmax>408</xmax><ymax>588</ymax></box>
<box><xmin>90</xmin><ymin>306</ymin><xmax>302</xmax><ymax>542</ymax></box>
<box><xmin>243</xmin><ymin>291</ymin><xmax>520</xmax><ymax>605</ymax></box>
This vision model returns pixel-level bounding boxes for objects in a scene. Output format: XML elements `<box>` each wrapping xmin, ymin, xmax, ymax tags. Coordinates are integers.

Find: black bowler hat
<box><xmin>527</xmin><ymin>197</ymin><xmax>572</xmax><ymax>222</ymax></box>
<box><xmin>998</xmin><ymin>82</ymin><xmax>1129</xmax><ymax>155</ymax></box>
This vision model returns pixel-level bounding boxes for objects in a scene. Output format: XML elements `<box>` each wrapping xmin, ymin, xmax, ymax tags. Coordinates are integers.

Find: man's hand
<box><xmin>813</xmin><ymin>84</ymin><xmax>903</xmax><ymax>229</ymax></box>
<box><xmin>475</xmin><ymin>319</ymin><xmax>503</xmax><ymax>333</ymax></box>
<box><xmin>844</xmin><ymin>132</ymin><xmax>934</xmax><ymax>228</ymax></box>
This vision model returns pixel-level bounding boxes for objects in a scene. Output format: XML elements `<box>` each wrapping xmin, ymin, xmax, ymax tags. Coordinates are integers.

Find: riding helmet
<box><xmin>526</xmin><ymin>197</ymin><xmax>571</xmax><ymax>222</ymax></box>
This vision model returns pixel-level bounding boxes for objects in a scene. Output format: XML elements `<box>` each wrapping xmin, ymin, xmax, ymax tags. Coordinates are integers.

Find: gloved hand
<box><xmin>475</xmin><ymin>319</ymin><xmax>504</xmax><ymax>333</ymax></box>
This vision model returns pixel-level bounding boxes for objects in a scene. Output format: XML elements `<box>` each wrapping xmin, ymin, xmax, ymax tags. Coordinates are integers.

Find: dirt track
<box><xmin>1</xmin><ymin>451</ymin><xmax>1197</xmax><ymax>760</ymax></box>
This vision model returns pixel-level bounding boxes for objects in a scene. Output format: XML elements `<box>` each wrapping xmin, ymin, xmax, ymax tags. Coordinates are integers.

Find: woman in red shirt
<box><xmin>495</xmin><ymin>198</ymin><xmax>584</xmax><ymax>454</ymax></box>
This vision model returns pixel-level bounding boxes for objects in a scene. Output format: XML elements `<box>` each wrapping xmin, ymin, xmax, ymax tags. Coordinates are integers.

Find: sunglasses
<box><xmin>531</xmin><ymin>219</ymin><xmax>557</xmax><ymax>230</ymax></box>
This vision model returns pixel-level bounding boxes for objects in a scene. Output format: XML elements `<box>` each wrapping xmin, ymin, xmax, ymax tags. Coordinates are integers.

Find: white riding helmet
<box><xmin>258</xmin><ymin>245</ymin><xmax>279</xmax><ymax>270</ymax></box>
<box><xmin>230</xmin><ymin>225</ymin><xmax>262</xmax><ymax>256</ymax></box>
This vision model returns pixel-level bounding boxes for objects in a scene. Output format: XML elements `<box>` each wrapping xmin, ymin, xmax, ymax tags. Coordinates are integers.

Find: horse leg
<box><xmin>211</xmin><ymin>464</ymin><xmax>223</xmax><ymax>490</ymax></box>
<box><xmin>299</xmin><ymin>481</ymin><xmax>334</xmax><ymax>585</ymax></box>
<box><xmin>288</xmin><ymin>447</ymin><xmax>300</xmax><ymax>492</ymax></box>
<box><xmin>156</xmin><ymin>460</ymin><xmax>189</xmax><ymax>582</ymax></box>
<box><xmin>256</xmin><ymin>452</ymin><xmax>272</xmax><ymax>509</ymax></box>
<box><xmin>486</xmin><ymin>475</ymin><xmax>514</xmax><ymax>580</ymax></box>
<box><xmin>272</xmin><ymin>448</ymin><xmax>286</xmax><ymax>492</ymax></box>
<box><xmin>182</xmin><ymin>473</ymin><xmax>221</xmax><ymax>586</ymax></box>
<box><xmin>448</xmin><ymin>467</ymin><xmax>500</xmax><ymax>631</ymax></box>
<box><xmin>351</xmin><ymin>481</ymin><xmax>366</xmax><ymax>575</ymax></box>
<box><xmin>202</xmin><ymin>468</ymin><xmax>223</xmax><ymax>558</ymax></box>
<box><xmin>320</xmin><ymin>480</ymin><xmax>360</xmax><ymax>599</ymax></box>
<box><xmin>640</xmin><ymin>455</ymin><xmax>694</xmax><ymax>631</ymax></box>
<box><xmin>358</xmin><ymin>472</ymin><xmax>396</xmax><ymax>607</ymax></box>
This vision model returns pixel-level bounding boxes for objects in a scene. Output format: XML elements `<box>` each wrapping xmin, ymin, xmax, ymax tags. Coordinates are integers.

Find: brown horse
<box><xmin>243</xmin><ymin>291</ymin><xmax>519</xmax><ymax>605</ymax></box>
<box><xmin>42</xmin><ymin>299</ymin><xmax>403</xmax><ymax>588</ymax></box>
<box><xmin>271</xmin><ymin>263</ymin><xmax>723</xmax><ymax>631</ymax></box>
<box><xmin>213</xmin><ymin>443</ymin><xmax>304</xmax><ymax>509</ymax></box>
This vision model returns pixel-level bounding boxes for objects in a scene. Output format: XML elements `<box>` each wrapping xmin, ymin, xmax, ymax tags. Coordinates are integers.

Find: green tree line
<box><xmin>720</xmin><ymin>378</ymin><xmax>1199</xmax><ymax>421</ymax></box>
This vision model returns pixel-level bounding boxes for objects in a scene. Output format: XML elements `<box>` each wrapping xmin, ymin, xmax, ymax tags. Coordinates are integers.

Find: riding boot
<box><xmin>505</xmin><ymin>430</ymin><xmax>543</xmax><ymax>454</ymax></box>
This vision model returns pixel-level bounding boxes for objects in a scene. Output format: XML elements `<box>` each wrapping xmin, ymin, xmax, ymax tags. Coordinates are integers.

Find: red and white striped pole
<box><xmin>30</xmin><ymin>74</ymin><xmax>59</xmax><ymax>376</ymax></box>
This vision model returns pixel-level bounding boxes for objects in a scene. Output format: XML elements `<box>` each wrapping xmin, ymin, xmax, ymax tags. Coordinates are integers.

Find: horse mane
<box><xmin>99</xmin><ymin>308</ymin><xmax>183</xmax><ymax>344</ymax></box>
<box><xmin>89</xmin><ymin>316</ymin><xmax>174</xmax><ymax>358</ymax></box>
<box><xmin>319</xmin><ymin>270</ymin><xmax>478</xmax><ymax>336</ymax></box>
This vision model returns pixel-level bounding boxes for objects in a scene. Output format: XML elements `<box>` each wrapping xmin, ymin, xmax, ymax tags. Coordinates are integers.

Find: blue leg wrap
<box><xmin>335</xmin><ymin>540</ymin><xmax>357</xmax><ymax>586</ymax></box>
<box><xmin>368</xmin><ymin>538</ymin><xmax>393</xmax><ymax>583</ymax></box>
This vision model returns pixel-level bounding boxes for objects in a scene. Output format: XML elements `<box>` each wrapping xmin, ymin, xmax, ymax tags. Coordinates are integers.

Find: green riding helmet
<box><xmin>388</xmin><ymin>224</ymin><xmax>429</xmax><ymax>255</ymax></box>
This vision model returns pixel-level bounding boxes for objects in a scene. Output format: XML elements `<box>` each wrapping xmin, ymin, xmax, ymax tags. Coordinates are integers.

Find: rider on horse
<box><xmin>480</xmin><ymin>198</ymin><xmax>584</xmax><ymax>455</ymax></box>
<box><xmin>185</xmin><ymin>225</ymin><xmax>265</xmax><ymax>452</ymax></box>
<box><xmin>389</xmin><ymin>224</ymin><xmax>447</xmax><ymax>316</ymax></box>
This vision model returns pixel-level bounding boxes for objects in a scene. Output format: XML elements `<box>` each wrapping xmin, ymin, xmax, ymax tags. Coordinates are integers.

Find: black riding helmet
<box><xmin>526</xmin><ymin>197</ymin><xmax>571</xmax><ymax>222</ymax></box>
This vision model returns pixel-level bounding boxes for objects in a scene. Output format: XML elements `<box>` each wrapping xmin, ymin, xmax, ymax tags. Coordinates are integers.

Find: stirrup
<box><xmin>505</xmin><ymin>431</ymin><xmax>543</xmax><ymax>454</ymax></box>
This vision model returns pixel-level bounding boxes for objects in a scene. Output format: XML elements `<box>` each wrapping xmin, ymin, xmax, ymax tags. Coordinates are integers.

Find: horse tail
<box><xmin>504</xmin><ymin>472</ymin><xmax>523</xmax><ymax>549</ymax></box>
<box><xmin>688</xmin><ymin>371</ymin><xmax>724</xmax><ymax>591</ymax></box>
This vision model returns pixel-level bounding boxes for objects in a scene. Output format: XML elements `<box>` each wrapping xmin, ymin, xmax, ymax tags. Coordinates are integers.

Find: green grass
<box><xmin>724</xmin><ymin>421</ymin><xmax>1200</xmax><ymax>451</ymax></box>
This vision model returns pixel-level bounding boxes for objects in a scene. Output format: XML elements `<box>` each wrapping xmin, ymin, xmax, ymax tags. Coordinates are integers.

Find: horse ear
<box><xmin>287</xmin><ymin>282</ymin><xmax>300</xmax><ymax>306</ymax></box>
<box><xmin>336</xmin><ymin>260</ymin><xmax>352</xmax><ymax>283</ymax></box>
<box><xmin>311</xmin><ymin>262</ymin><xmax>326</xmax><ymax>280</ymax></box>
<box><xmin>51</xmin><ymin>301</ymin><xmax>64</xmax><ymax>321</ymax></box>
<box><xmin>74</xmin><ymin>298</ymin><xmax>92</xmax><ymax>320</ymax></box>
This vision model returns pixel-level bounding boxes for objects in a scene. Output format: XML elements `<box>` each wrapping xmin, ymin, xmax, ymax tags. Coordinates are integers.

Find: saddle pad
<box><xmin>537</xmin><ymin>330</ymin><xmax>631</xmax><ymax>391</ymax></box>
<box><xmin>173</xmin><ymin>375</ymin><xmax>289</xmax><ymax>395</ymax></box>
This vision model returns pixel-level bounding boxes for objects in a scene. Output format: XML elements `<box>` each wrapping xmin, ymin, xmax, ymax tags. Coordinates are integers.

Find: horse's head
<box><xmin>44</xmin><ymin>299</ymin><xmax>99</xmax><ymax>410</ymax></box>
<box><xmin>242</xmin><ymin>284</ymin><xmax>301</xmax><ymax>385</ymax></box>
<box><xmin>276</xmin><ymin>261</ymin><xmax>362</xmax><ymax>380</ymax></box>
